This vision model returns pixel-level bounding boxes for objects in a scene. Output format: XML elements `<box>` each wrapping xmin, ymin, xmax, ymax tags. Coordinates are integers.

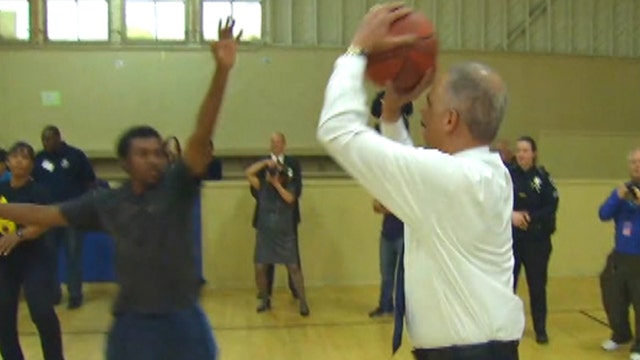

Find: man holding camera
<box><xmin>599</xmin><ymin>147</ymin><xmax>640</xmax><ymax>360</ymax></box>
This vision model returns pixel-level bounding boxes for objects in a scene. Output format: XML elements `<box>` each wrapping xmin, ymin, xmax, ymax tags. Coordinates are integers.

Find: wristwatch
<box><xmin>16</xmin><ymin>229</ymin><xmax>24</xmax><ymax>240</ymax></box>
<box><xmin>344</xmin><ymin>45</ymin><xmax>367</xmax><ymax>57</ymax></box>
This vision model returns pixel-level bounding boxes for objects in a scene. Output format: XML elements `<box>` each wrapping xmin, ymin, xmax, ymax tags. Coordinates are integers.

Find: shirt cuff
<box><xmin>334</xmin><ymin>54</ymin><xmax>367</xmax><ymax>81</ymax></box>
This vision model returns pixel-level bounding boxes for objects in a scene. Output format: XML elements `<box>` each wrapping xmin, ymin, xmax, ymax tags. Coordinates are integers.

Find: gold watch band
<box><xmin>344</xmin><ymin>45</ymin><xmax>367</xmax><ymax>57</ymax></box>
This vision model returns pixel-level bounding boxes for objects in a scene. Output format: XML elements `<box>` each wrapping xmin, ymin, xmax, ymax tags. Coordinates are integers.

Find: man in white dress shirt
<box><xmin>317</xmin><ymin>3</ymin><xmax>524</xmax><ymax>359</ymax></box>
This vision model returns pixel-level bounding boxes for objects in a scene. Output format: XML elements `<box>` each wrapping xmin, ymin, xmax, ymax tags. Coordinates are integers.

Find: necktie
<box><xmin>392</xmin><ymin>243</ymin><xmax>405</xmax><ymax>354</ymax></box>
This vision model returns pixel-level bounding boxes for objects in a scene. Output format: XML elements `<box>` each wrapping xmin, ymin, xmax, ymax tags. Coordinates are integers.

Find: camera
<box><xmin>267</xmin><ymin>167</ymin><xmax>280</xmax><ymax>176</ymax></box>
<box><xmin>626</xmin><ymin>182</ymin><xmax>640</xmax><ymax>199</ymax></box>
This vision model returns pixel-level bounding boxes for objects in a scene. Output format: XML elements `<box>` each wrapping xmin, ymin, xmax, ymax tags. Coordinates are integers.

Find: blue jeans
<box><xmin>48</xmin><ymin>227</ymin><xmax>84</xmax><ymax>301</ymax></box>
<box><xmin>378</xmin><ymin>235</ymin><xmax>403</xmax><ymax>312</ymax></box>
<box><xmin>106</xmin><ymin>304</ymin><xmax>217</xmax><ymax>360</ymax></box>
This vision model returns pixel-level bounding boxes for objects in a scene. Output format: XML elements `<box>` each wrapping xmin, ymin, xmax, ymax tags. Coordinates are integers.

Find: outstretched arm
<box><xmin>184</xmin><ymin>18</ymin><xmax>241</xmax><ymax>176</ymax></box>
<box><xmin>0</xmin><ymin>204</ymin><xmax>67</xmax><ymax>229</ymax></box>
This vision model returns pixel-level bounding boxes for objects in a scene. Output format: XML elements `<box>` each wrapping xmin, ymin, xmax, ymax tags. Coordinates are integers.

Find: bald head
<box><xmin>628</xmin><ymin>147</ymin><xmax>640</xmax><ymax>181</ymax></box>
<box><xmin>445</xmin><ymin>63</ymin><xmax>508</xmax><ymax>143</ymax></box>
<box><xmin>270</xmin><ymin>132</ymin><xmax>286</xmax><ymax>156</ymax></box>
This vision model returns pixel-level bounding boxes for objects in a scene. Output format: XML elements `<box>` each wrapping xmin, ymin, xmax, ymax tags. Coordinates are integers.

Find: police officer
<box><xmin>509</xmin><ymin>136</ymin><xmax>559</xmax><ymax>345</ymax></box>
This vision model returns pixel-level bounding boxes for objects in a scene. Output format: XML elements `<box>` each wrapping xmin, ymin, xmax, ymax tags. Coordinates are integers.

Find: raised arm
<box><xmin>599</xmin><ymin>186</ymin><xmax>627</xmax><ymax>221</ymax></box>
<box><xmin>183</xmin><ymin>18</ymin><xmax>240</xmax><ymax>176</ymax></box>
<box><xmin>246</xmin><ymin>159</ymin><xmax>272</xmax><ymax>190</ymax></box>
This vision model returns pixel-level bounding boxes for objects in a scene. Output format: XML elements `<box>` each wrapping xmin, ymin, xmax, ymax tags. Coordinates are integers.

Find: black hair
<box><xmin>8</xmin><ymin>141</ymin><xmax>35</xmax><ymax>161</ymax></box>
<box><xmin>116</xmin><ymin>126</ymin><xmax>162</xmax><ymax>159</ymax></box>
<box><xmin>42</xmin><ymin>125</ymin><xmax>61</xmax><ymax>137</ymax></box>
<box><xmin>0</xmin><ymin>148</ymin><xmax>7</xmax><ymax>162</ymax></box>
<box><xmin>370</xmin><ymin>91</ymin><xmax>414</xmax><ymax>119</ymax></box>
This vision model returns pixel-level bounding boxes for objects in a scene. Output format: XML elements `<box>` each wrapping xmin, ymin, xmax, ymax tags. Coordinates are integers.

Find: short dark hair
<box><xmin>0</xmin><ymin>148</ymin><xmax>7</xmax><ymax>162</ymax></box>
<box><xmin>42</xmin><ymin>125</ymin><xmax>61</xmax><ymax>137</ymax></box>
<box><xmin>370</xmin><ymin>91</ymin><xmax>414</xmax><ymax>119</ymax></box>
<box><xmin>8</xmin><ymin>141</ymin><xmax>35</xmax><ymax>160</ymax></box>
<box><xmin>116</xmin><ymin>126</ymin><xmax>162</xmax><ymax>159</ymax></box>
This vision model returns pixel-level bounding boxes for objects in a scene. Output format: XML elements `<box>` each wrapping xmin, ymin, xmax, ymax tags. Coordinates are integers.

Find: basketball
<box><xmin>365</xmin><ymin>10</ymin><xmax>438</xmax><ymax>93</ymax></box>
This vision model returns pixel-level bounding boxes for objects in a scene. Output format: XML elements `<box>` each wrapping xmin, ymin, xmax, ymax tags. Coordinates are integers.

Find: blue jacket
<box><xmin>599</xmin><ymin>189</ymin><xmax>640</xmax><ymax>255</ymax></box>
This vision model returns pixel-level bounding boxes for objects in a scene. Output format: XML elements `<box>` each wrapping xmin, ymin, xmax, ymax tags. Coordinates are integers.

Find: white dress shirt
<box><xmin>317</xmin><ymin>55</ymin><xmax>524</xmax><ymax>349</ymax></box>
<box><xmin>271</xmin><ymin>153</ymin><xmax>284</xmax><ymax>163</ymax></box>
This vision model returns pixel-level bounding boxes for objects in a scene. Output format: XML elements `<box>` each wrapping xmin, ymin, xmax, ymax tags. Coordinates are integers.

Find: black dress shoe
<box><xmin>536</xmin><ymin>333</ymin><xmax>549</xmax><ymax>344</ymax></box>
<box><xmin>68</xmin><ymin>297</ymin><xmax>83</xmax><ymax>310</ymax></box>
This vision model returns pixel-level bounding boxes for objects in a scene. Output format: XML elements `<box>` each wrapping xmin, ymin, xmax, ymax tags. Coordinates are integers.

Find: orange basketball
<box><xmin>365</xmin><ymin>10</ymin><xmax>438</xmax><ymax>93</ymax></box>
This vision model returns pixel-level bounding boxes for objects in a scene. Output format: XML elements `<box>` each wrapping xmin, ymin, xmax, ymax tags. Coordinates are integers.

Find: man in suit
<box><xmin>251</xmin><ymin>132</ymin><xmax>302</xmax><ymax>298</ymax></box>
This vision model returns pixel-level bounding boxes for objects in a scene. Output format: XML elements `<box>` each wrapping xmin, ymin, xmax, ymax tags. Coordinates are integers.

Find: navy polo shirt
<box><xmin>32</xmin><ymin>143</ymin><xmax>96</xmax><ymax>203</ymax></box>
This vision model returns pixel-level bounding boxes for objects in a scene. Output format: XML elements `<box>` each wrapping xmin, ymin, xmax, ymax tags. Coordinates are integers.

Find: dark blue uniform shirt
<box><xmin>32</xmin><ymin>143</ymin><xmax>96</xmax><ymax>203</ymax></box>
<box><xmin>509</xmin><ymin>165</ymin><xmax>559</xmax><ymax>240</ymax></box>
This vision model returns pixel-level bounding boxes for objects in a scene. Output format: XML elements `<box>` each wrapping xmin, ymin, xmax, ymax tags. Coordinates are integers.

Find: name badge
<box><xmin>623</xmin><ymin>222</ymin><xmax>633</xmax><ymax>237</ymax></box>
<box><xmin>41</xmin><ymin>159</ymin><xmax>55</xmax><ymax>172</ymax></box>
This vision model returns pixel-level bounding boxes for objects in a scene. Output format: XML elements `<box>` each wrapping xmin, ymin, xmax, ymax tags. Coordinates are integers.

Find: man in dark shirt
<box><xmin>0</xmin><ymin>19</ymin><xmax>240</xmax><ymax>360</ymax></box>
<box><xmin>32</xmin><ymin>125</ymin><xmax>96</xmax><ymax>309</ymax></box>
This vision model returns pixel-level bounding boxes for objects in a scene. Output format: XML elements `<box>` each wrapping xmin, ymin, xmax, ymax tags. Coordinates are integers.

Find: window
<box><xmin>125</xmin><ymin>0</ymin><xmax>185</xmax><ymax>41</ymax></box>
<box><xmin>202</xmin><ymin>0</ymin><xmax>261</xmax><ymax>41</ymax></box>
<box><xmin>46</xmin><ymin>0</ymin><xmax>109</xmax><ymax>41</ymax></box>
<box><xmin>0</xmin><ymin>0</ymin><xmax>29</xmax><ymax>40</ymax></box>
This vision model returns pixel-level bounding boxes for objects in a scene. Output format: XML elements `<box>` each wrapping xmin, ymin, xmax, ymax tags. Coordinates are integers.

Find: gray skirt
<box><xmin>254</xmin><ymin>228</ymin><xmax>298</xmax><ymax>265</ymax></box>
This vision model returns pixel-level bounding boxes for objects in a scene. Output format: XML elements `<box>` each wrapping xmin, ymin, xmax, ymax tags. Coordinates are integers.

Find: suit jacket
<box><xmin>251</xmin><ymin>155</ymin><xmax>302</xmax><ymax>228</ymax></box>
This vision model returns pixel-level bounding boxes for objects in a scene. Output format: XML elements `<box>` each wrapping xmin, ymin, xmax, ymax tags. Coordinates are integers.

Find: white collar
<box><xmin>452</xmin><ymin>145</ymin><xmax>491</xmax><ymax>158</ymax></box>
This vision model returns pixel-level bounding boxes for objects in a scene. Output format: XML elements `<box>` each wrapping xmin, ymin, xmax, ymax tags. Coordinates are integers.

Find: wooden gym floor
<box><xmin>16</xmin><ymin>276</ymin><xmax>633</xmax><ymax>359</ymax></box>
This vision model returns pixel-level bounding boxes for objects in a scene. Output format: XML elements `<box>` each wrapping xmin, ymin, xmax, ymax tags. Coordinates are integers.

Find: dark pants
<box><xmin>106</xmin><ymin>304</ymin><xmax>217</xmax><ymax>360</ymax></box>
<box><xmin>0</xmin><ymin>245</ymin><xmax>64</xmax><ymax>360</ymax></box>
<box><xmin>600</xmin><ymin>251</ymin><xmax>640</xmax><ymax>350</ymax></box>
<box><xmin>513</xmin><ymin>236</ymin><xmax>551</xmax><ymax>335</ymax></box>
<box><xmin>266</xmin><ymin>227</ymin><xmax>300</xmax><ymax>296</ymax></box>
<box><xmin>412</xmin><ymin>341</ymin><xmax>519</xmax><ymax>360</ymax></box>
<box><xmin>48</xmin><ymin>227</ymin><xmax>84</xmax><ymax>302</ymax></box>
<box><xmin>378</xmin><ymin>235</ymin><xmax>403</xmax><ymax>312</ymax></box>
